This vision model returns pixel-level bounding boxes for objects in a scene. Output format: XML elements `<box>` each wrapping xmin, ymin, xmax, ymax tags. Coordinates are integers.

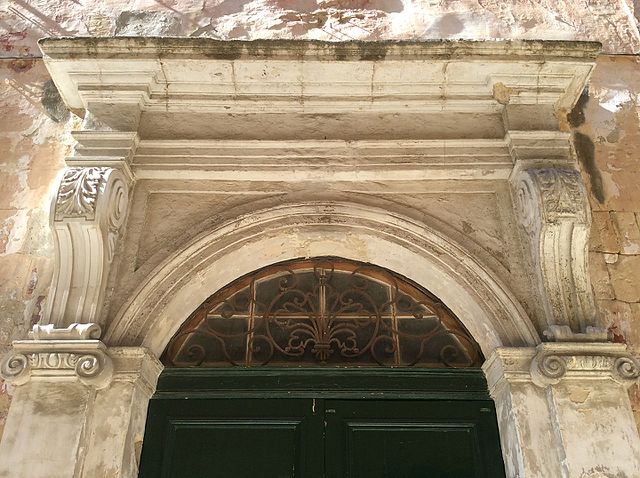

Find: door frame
<box><xmin>151</xmin><ymin>367</ymin><xmax>493</xmax><ymax>400</ymax></box>
<box><xmin>139</xmin><ymin>367</ymin><xmax>506</xmax><ymax>477</ymax></box>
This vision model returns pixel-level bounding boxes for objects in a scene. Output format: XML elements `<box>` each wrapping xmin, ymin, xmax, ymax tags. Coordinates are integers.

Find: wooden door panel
<box><xmin>164</xmin><ymin>419</ymin><xmax>304</xmax><ymax>478</ymax></box>
<box><xmin>139</xmin><ymin>398</ymin><xmax>323</xmax><ymax>478</ymax></box>
<box><xmin>324</xmin><ymin>400</ymin><xmax>506</xmax><ymax>478</ymax></box>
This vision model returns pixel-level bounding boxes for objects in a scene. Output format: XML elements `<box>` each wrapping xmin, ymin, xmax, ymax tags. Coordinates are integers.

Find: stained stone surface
<box><xmin>1</xmin><ymin>0</ymin><xmax>639</xmax><ymax>55</ymax></box>
<box><xmin>1</xmin><ymin>0</ymin><xmax>640</xmax><ymax>441</ymax></box>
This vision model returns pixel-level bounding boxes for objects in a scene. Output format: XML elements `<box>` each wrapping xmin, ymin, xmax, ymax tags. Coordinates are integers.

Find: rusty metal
<box><xmin>163</xmin><ymin>259</ymin><xmax>483</xmax><ymax>367</ymax></box>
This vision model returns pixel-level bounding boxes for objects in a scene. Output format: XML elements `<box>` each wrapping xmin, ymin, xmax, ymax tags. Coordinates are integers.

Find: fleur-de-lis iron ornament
<box><xmin>164</xmin><ymin>258</ymin><xmax>482</xmax><ymax>368</ymax></box>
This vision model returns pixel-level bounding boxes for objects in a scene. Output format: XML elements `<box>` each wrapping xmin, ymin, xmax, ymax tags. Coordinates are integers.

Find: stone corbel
<box><xmin>45</xmin><ymin>165</ymin><xmax>129</xmax><ymax>326</ymax></box>
<box><xmin>0</xmin><ymin>323</ymin><xmax>114</xmax><ymax>389</ymax></box>
<box><xmin>511</xmin><ymin>163</ymin><xmax>600</xmax><ymax>339</ymax></box>
<box><xmin>530</xmin><ymin>342</ymin><xmax>640</xmax><ymax>388</ymax></box>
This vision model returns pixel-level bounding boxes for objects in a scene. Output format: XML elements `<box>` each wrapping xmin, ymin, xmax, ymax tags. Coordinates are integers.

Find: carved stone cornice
<box><xmin>47</xmin><ymin>167</ymin><xmax>129</xmax><ymax>325</ymax></box>
<box><xmin>0</xmin><ymin>324</ymin><xmax>113</xmax><ymax>389</ymax></box>
<box><xmin>510</xmin><ymin>162</ymin><xmax>598</xmax><ymax>336</ymax></box>
<box><xmin>40</xmin><ymin>38</ymin><xmax>597</xmax><ymax>136</ymax></box>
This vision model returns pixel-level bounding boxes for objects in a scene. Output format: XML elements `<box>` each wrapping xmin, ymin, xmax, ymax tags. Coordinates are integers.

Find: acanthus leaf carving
<box><xmin>55</xmin><ymin>167</ymin><xmax>108</xmax><ymax>221</ymax></box>
<box><xmin>534</xmin><ymin>168</ymin><xmax>587</xmax><ymax>222</ymax></box>
<box><xmin>515</xmin><ymin>167</ymin><xmax>588</xmax><ymax>235</ymax></box>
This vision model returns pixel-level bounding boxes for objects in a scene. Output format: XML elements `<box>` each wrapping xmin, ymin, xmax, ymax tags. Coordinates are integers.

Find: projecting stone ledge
<box><xmin>39</xmin><ymin>37</ymin><xmax>600</xmax><ymax>140</ymax></box>
<box><xmin>39</xmin><ymin>37</ymin><xmax>601</xmax><ymax>61</ymax></box>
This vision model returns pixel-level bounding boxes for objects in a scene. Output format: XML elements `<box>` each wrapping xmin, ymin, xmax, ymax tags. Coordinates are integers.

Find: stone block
<box><xmin>590</xmin><ymin>252</ymin><xmax>615</xmax><ymax>300</ymax></box>
<box><xmin>598</xmin><ymin>299</ymin><xmax>633</xmax><ymax>345</ymax></box>
<box><xmin>608</xmin><ymin>255</ymin><xmax>640</xmax><ymax>302</ymax></box>
<box><xmin>612</xmin><ymin>211</ymin><xmax>640</xmax><ymax>254</ymax></box>
<box><xmin>630</xmin><ymin>384</ymin><xmax>640</xmax><ymax>433</ymax></box>
<box><xmin>590</xmin><ymin>211</ymin><xmax>620</xmax><ymax>253</ymax></box>
<box><xmin>629</xmin><ymin>303</ymin><xmax>640</xmax><ymax>353</ymax></box>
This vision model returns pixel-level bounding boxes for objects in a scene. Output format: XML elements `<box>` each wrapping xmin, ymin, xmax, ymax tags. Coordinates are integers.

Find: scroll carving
<box><xmin>512</xmin><ymin>167</ymin><xmax>597</xmax><ymax>337</ymax></box>
<box><xmin>0</xmin><ymin>323</ymin><xmax>113</xmax><ymax>389</ymax></box>
<box><xmin>47</xmin><ymin>167</ymin><xmax>130</xmax><ymax>326</ymax></box>
<box><xmin>530</xmin><ymin>343</ymin><xmax>640</xmax><ymax>387</ymax></box>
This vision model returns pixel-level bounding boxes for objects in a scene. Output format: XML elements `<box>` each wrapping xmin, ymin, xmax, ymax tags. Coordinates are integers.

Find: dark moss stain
<box><xmin>41</xmin><ymin>80</ymin><xmax>70</xmax><ymax>123</ymax></box>
<box><xmin>202</xmin><ymin>46</ymin><xmax>243</xmax><ymax>61</ymax></box>
<box><xmin>358</xmin><ymin>44</ymin><xmax>387</xmax><ymax>61</ymax></box>
<box><xmin>333</xmin><ymin>43</ymin><xmax>350</xmax><ymax>61</ymax></box>
<box><xmin>567</xmin><ymin>86</ymin><xmax>589</xmax><ymax>128</ymax></box>
<box><xmin>573</xmin><ymin>132</ymin><xmax>605</xmax><ymax>204</ymax></box>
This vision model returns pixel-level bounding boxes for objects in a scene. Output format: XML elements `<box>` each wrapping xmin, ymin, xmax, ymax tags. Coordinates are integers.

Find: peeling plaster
<box><xmin>1</xmin><ymin>0</ymin><xmax>640</xmax><ymax>459</ymax></box>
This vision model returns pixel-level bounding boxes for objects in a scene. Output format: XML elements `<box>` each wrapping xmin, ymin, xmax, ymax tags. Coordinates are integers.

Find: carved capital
<box><xmin>511</xmin><ymin>165</ymin><xmax>596</xmax><ymax>334</ymax></box>
<box><xmin>47</xmin><ymin>167</ymin><xmax>129</xmax><ymax>325</ymax></box>
<box><xmin>53</xmin><ymin>167</ymin><xmax>129</xmax><ymax>262</ymax></box>
<box><xmin>530</xmin><ymin>343</ymin><xmax>640</xmax><ymax>387</ymax></box>
<box><xmin>0</xmin><ymin>323</ymin><xmax>113</xmax><ymax>389</ymax></box>
<box><xmin>515</xmin><ymin>168</ymin><xmax>587</xmax><ymax>230</ymax></box>
<box><xmin>484</xmin><ymin>345</ymin><xmax>640</xmax><ymax>396</ymax></box>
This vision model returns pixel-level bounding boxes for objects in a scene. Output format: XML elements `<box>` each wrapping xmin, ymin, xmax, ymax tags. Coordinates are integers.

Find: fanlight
<box><xmin>163</xmin><ymin>258</ymin><xmax>483</xmax><ymax>367</ymax></box>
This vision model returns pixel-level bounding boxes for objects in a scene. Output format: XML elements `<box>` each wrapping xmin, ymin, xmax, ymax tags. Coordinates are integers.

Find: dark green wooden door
<box><xmin>139</xmin><ymin>398</ymin><xmax>324</xmax><ymax>478</ymax></box>
<box><xmin>324</xmin><ymin>399</ymin><xmax>504</xmax><ymax>478</ymax></box>
<box><xmin>138</xmin><ymin>370</ymin><xmax>506</xmax><ymax>478</ymax></box>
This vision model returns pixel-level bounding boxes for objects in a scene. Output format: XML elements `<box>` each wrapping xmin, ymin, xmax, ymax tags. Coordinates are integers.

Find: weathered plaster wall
<box><xmin>571</xmin><ymin>54</ymin><xmax>640</xmax><ymax>425</ymax></box>
<box><xmin>0</xmin><ymin>59</ymin><xmax>71</xmax><ymax>437</ymax></box>
<box><xmin>1</xmin><ymin>0</ymin><xmax>640</xmax><ymax>438</ymax></box>
<box><xmin>2</xmin><ymin>0</ymin><xmax>640</xmax><ymax>54</ymax></box>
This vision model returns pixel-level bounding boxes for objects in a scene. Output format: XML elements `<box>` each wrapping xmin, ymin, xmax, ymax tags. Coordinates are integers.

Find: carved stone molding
<box><xmin>511</xmin><ymin>164</ymin><xmax>597</xmax><ymax>336</ymax></box>
<box><xmin>0</xmin><ymin>323</ymin><xmax>113</xmax><ymax>389</ymax></box>
<box><xmin>484</xmin><ymin>344</ymin><xmax>640</xmax><ymax>394</ymax></box>
<box><xmin>530</xmin><ymin>343</ymin><xmax>640</xmax><ymax>387</ymax></box>
<box><xmin>46</xmin><ymin>167</ymin><xmax>129</xmax><ymax>326</ymax></box>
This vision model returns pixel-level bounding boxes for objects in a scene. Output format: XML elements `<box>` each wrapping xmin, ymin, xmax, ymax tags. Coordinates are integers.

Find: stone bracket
<box><xmin>0</xmin><ymin>324</ymin><xmax>114</xmax><ymax>390</ymax></box>
<box><xmin>510</xmin><ymin>159</ymin><xmax>598</xmax><ymax>336</ymax></box>
<box><xmin>46</xmin><ymin>166</ymin><xmax>130</xmax><ymax>326</ymax></box>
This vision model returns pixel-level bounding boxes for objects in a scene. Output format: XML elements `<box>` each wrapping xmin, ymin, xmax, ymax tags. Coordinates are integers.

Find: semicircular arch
<box><xmin>105</xmin><ymin>202</ymin><xmax>540</xmax><ymax>357</ymax></box>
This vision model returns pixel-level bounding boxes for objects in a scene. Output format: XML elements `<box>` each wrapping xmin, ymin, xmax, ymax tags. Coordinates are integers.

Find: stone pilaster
<box><xmin>484</xmin><ymin>344</ymin><xmax>640</xmax><ymax>478</ymax></box>
<box><xmin>0</xmin><ymin>324</ymin><xmax>162</xmax><ymax>478</ymax></box>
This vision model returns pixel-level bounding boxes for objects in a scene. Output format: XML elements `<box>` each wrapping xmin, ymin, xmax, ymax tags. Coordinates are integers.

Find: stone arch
<box><xmin>105</xmin><ymin>202</ymin><xmax>540</xmax><ymax>357</ymax></box>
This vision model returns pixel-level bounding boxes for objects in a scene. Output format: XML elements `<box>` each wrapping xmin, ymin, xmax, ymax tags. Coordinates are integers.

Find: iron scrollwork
<box><xmin>164</xmin><ymin>259</ymin><xmax>482</xmax><ymax>368</ymax></box>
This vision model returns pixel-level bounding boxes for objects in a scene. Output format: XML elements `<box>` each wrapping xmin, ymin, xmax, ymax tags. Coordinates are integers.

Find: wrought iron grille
<box><xmin>163</xmin><ymin>258</ymin><xmax>483</xmax><ymax>367</ymax></box>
